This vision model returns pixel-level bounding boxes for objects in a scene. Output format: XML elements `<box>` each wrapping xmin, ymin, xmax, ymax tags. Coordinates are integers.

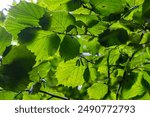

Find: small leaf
<box><xmin>88</xmin><ymin>82</ymin><xmax>108</xmax><ymax>99</ymax></box>
<box><xmin>56</xmin><ymin>58</ymin><xmax>86</xmax><ymax>87</ymax></box>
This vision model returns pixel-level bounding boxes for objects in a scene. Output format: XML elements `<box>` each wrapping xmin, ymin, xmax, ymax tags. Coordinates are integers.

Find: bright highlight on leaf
<box><xmin>5</xmin><ymin>1</ymin><xmax>45</xmax><ymax>39</ymax></box>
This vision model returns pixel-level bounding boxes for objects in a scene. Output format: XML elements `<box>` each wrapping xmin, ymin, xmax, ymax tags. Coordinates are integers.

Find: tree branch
<box><xmin>14</xmin><ymin>89</ymin><xmax>69</xmax><ymax>100</ymax></box>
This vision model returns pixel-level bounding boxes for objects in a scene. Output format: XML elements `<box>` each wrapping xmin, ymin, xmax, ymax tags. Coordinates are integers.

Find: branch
<box><xmin>14</xmin><ymin>89</ymin><xmax>69</xmax><ymax>100</ymax></box>
<box><xmin>116</xmin><ymin>49</ymin><xmax>140</xmax><ymax>99</ymax></box>
<box><xmin>53</xmin><ymin>31</ymin><xmax>98</xmax><ymax>38</ymax></box>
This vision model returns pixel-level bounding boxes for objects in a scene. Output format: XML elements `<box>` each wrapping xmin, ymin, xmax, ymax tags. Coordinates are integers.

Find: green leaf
<box><xmin>0</xmin><ymin>26</ymin><xmax>12</xmax><ymax>55</ymax></box>
<box><xmin>29</xmin><ymin>61</ymin><xmax>51</xmax><ymax>82</ymax></box>
<box><xmin>142</xmin><ymin>0</ymin><xmax>150</xmax><ymax>23</ymax></box>
<box><xmin>89</xmin><ymin>0</ymin><xmax>126</xmax><ymax>16</ymax></box>
<box><xmin>98</xmin><ymin>28</ymin><xmax>129</xmax><ymax>47</ymax></box>
<box><xmin>88</xmin><ymin>82</ymin><xmax>108</xmax><ymax>99</ymax></box>
<box><xmin>49</xmin><ymin>11</ymin><xmax>75</xmax><ymax>32</ymax></box>
<box><xmin>126</xmin><ymin>0</ymin><xmax>144</xmax><ymax>6</ymax></box>
<box><xmin>0</xmin><ymin>90</ymin><xmax>16</xmax><ymax>99</ymax></box>
<box><xmin>19</xmin><ymin>28</ymin><xmax>61</xmax><ymax>62</ymax></box>
<box><xmin>56</xmin><ymin>58</ymin><xmax>86</xmax><ymax>87</ymax></box>
<box><xmin>38</xmin><ymin>0</ymin><xmax>70</xmax><ymax>11</ymax></box>
<box><xmin>142</xmin><ymin>71</ymin><xmax>150</xmax><ymax>85</ymax></box>
<box><xmin>59</xmin><ymin>36</ymin><xmax>80</xmax><ymax>61</ymax></box>
<box><xmin>0</xmin><ymin>45</ymin><xmax>35</xmax><ymax>92</ymax></box>
<box><xmin>5</xmin><ymin>1</ymin><xmax>45</xmax><ymax>39</ymax></box>
<box><xmin>122</xmin><ymin>72</ymin><xmax>145</xmax><ymax>99</ymax></box>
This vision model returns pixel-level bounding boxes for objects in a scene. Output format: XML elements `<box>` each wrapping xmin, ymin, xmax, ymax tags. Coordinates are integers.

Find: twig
<box><xmin>14</xmin><ymin>89</ymin><xmax>69</xmax><ymax>100</ymax></box>
<box><xmin>116</xmin><ymin>49</ymin><xmax>140</xmax><ymax>99</ymax></box>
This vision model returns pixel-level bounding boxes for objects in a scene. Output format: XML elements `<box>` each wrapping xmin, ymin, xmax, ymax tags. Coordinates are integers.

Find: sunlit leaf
<box><xmin>56</xmin><ymin>58</ymin><xmax>86</xmax><ymax>87</ymax></box>
<box><xmin>89</xmin><ymin>0</ymin><xmax>126</xmax><ymax>16</ymax></box>
<box><xmin>5</xmin><ymin>1</ymin><xmax>45</xmax><ymax>39</ymax></box>
<box><xmin>19</xmin><ymin>28</ymin><xmax>60</xmax><ymax>62</ymax></box>
<box><xmin>0</xmin><ymin>26</ymin><xmax>12</xmax><ymax>55</ymax></box>
<box><xmin>88</xmin><ymin>82</ymin><xmax>108</xmax><ymax>99</ymax></box>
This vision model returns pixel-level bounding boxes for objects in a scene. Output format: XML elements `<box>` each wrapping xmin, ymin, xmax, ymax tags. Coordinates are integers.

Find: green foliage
<box><xmin>0</xmin><ymin>27</ymin><xmax>12</xmax><ymax>55</ymax></box>
<box><xmin>0</xmin><ymin>0</ymin><xmax>150</xmax><ymax>100</ymax></box>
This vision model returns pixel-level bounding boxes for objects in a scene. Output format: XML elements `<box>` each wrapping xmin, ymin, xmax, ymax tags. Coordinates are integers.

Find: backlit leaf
<box><xmin>88</xmin><ymin>82</ymin><xmax>108</xmax><ymax>99</ymax></box>
<box><xmin>56</xmin><ymin>58</ymin><xmax>86</xmax><ymax>87</ymax></box>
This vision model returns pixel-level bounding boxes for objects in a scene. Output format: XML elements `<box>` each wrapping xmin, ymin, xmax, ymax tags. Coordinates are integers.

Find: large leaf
<box><xmin>122</xmin><ymin>72</ymin><xmax>145</xmax><ymax>99</ymax></box>
<box><xmin>0</xmin><ymin>45</ymin><xmax>35</xmax><ymax>92</ymax></box>
<box><xmin>56</xmin><ymin>58</ymin><xmax>86</xmax><ymax>87</ymax></box>
<box><xmin>5</xmin><ymin>1</ymin><xmax>45</xmax><ymax>39</ymax></box>
<box><xmin>88</xmin><ymin>82</ymin><xmax>108</xmax><ymax>99</ymax></box>
<box><xmin>142</xmin><ymin>0</ymin><xmax>150</xmax><ymax>23</ymax></box>
<box><xmin>59</xmin><ymin>36</ymin><xmax>80</xmax><ymax>61</ymax></box>
<box><xmin>19</xmin><ymin>28</ymin><xmax>61</xmax><ymax>62</ymax></box>
<box><xmin>0</xmin><ymin>26</ymin><xmax>12</xmax><ymax>55</ymax></box>
<box><xmin>98</xmin><ymin>28</ymin><xmax>129</xmax><ymax>47</ymax></box>
<box><xmin>49</xmin><ymin>11</ymin><xmax>75</xmax><ymax>32</ymax></box>
<box><xmin>89</xmin><ymin>0</ymin><xmax>126</xmax><ymax>16</ymax></box>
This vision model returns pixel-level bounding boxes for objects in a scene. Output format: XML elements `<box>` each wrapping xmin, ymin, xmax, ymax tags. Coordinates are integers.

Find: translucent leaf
<box><xmin>98</xmin><ymin>28</ymin><xmax>129</xmax><ymax>47</ymax></box>
<box><xmin>56</xmin><ymin>58</ymin><xmax>86</xmax><ymax>87</ymax></box>
<box><xmin>126</xmin><ymin>0</ymin><xmax>144</xmax><ymax>6</ymax></box>
<box><xmin>0</xmin><ymin>26</ymin><xmax>12</xmax><ymax>55</ymax></box>
<box><xmin>88</xmin><ymin>82</ymin><xmax>108</xmax><ymax>99</ymax></box>
<box><xmin>38</xmin><ymin>0</ymin><xmax>70</xmax><ymax>11</ymax></box>
<box><xmin>59</xmin><ymin>36</ymin><xmax>80</xmax><ymax>61</ymax></box>
<box><xmin>122</xmin><ymin>72</ymin><xmax>145</xmax><ymax>99</ymax></box>
<box><xmin>142</xmin><ymin>0</ymin><xmax>150</xmax><ymax>23</ymax></box>
<box><xmin>29</xmin><ymin>61</ymin><xmax>51</xmax><ymax>82</ymax></box>
<box><xmin>5</xmin><ymin>1</ymin><xmax>45</xmax><ymax>39</ymax></box>
<box><xmin>0</xmin><ymin>90</ymin><xmax>16</xmax><ymax>100</ymax></box>
<box><xmin>49</xmin><ymin>11</ymin><xmax>75</xmax><ymax>32</ymax></box>
<box><xmin>142</xmin><ymin>71</ymin><xmax>150</xmax><ymax>85</ymax></box>
<box><xmin>89</xmin><ymin>0</ymin><xmax>126</xmax><ymax>16</ymax></box>
<box><xmin>19</xmin><ymin>29</ymin><xmax>60</xmax><ymax>62</ymax></box>
<box><xmin>0</xmin><ymin>45</ymin><xmax>35</xmax><ymax>92</ymax></box>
